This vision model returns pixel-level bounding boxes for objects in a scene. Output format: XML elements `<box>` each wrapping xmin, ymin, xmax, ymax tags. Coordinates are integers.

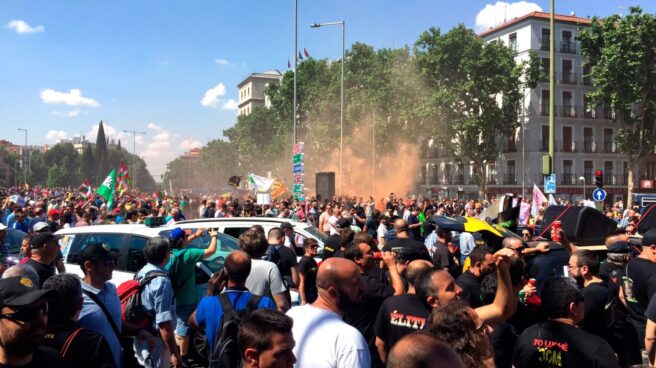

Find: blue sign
<box><xmin>293</xmin><ymin>163</ymin><xmax>304</xmax><ymax>174</ymax></box>
<box><xmin>593</xmin><ymin>188</ymin><xmax>607</xmax><ymax>201</ymax></box>
<box><xmin>544</xmin><ymin>174</ymin><xmax>557</xmax><ymax>194</ymax></box>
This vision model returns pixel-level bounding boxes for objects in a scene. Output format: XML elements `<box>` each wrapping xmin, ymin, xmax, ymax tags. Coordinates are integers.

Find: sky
<box><xmin>1</xmin><ymin>0</ymin><xmax>654</xmax><ymax>181</ymax></box>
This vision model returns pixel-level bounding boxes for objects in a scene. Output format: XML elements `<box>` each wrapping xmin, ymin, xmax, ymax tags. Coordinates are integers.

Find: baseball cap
<box><xmin>75</xmin><ymin>243</ymin><xmax>119</xmax><ymax>264</ymax></box>
<box><xmin>643</xmin><ymin>228</ymin><xmax>656</xmax><ymax>247</ymax></box>
<box><xmin>168</xmin><ymin>228</ymin><xmax>186</xmax><ymax>242</ymax></box>
<box><xmin>30</xmin><ymin>232</ymin><xmax>57</xmax><ymax>249</ymax></box>
<box><xmin>47</xmin><ymin>208</ymin><xmax>60</xmax><ymax>217</ymax></box>
<box><xmin>336</xmin><ymin>218</ymin><xmax>351</xmax><ymax>229</ymax></box>
<box><xmin>607</xmin><ymin>240</ymin><xmax>632</xmax><ymax>254</ymax></box>
<box><xmin>280</xmin><ymin>222</ymin><xmax>293</xmax><ymax>231</ymax></box>
<box><xmin>33</xmin><ymin>222</ymin><xmax>50</xmax><ymax>233</ymax></box>
<box><xmin>0</xmin><ymin>276</ymin><xmax>55</xmax><ymax>308</ymax></box>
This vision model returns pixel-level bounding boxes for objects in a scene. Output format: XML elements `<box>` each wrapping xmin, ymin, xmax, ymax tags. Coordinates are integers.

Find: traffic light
<box><xmin>595</xmin><ymin>170</ymin><xmax>603</xmax><ymax>188</ymax></box>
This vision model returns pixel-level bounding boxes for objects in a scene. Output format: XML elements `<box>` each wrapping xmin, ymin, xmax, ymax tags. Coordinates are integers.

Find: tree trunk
<box><xmin>478</xmin><ymin>165</ymin><xmax>487</xmax><ymax>200</ymax></box>
<box><xmin>627</xmin><ymin>157</ymin><xmax>638</xmax><ymax>209</ymax></box>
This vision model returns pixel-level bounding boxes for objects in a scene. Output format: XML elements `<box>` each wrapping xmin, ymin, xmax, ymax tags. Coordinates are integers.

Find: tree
<box><xmin>578</xmin><ymin>7</ymin><xmax>656</xmax><ymax>207</ymax></box>
<box><xmin>95</xmin><ymin>121</ymin><xmax>108</xmax><ymax>183</ymax></box>
<box><xmin>81</xmin><ymin>144</ymin><xmax>95</xmax><ymax>181</ymax></box>
<box><xmin>414</xmin><ymin>25</ymin><xmax>526</xmax><ymax>199</ymax></box>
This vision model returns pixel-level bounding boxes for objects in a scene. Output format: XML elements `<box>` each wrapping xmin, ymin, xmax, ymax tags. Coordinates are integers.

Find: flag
<box><xmin>228</xmin><ymin>176</ymin><xmax>241</xmax><ymax>188</ymax></box>
<box><xmin>548</xmin><ymin>194</ymin><xmax>558</xmax><ymax>206</ymax></box>
<box><xmin>288</xmin><ymin>59</ymin><xmax>291</xmax><ymax>69</ymax></box>
<box><xmin>532</xmin><ymin>183</ymin><xmax>547</xmax><ymax>217</ymax></box>
<box><xmin>117</xmin><ymin>162</ymin><xmax>131</xmax><ymax>196</ymax></box>
<box><xmin>303</xmin><ymin>48</ymin><xmax>310</xmax><ymax>58</ymax></box>
<box><xmin>97</xmin><ymin>169</ymin><xmax>116</xmax><ymax>210</ymax></box>
<box><xmin>23</xmin><ymin>182</ymin><xmax>30</xmax><ymax>190</ymax></box>
<box><xmin>270</xmin><ymin>179</ymin><xmax>287</xmax><ymax>199</ymax></box>
<box><xmin>298</xmin><ymin>51</ymin><xmax>304</xmax><ymax>61</ymax></box>
<box><xmin>79</xmin><ymin>180</ymin><xmax>94</xmax><ymax>200</ymax></box>
<box><xmin>248</xmin><ymin>174</ymin><xmax>274</xmax><ymax>192</ymax></box>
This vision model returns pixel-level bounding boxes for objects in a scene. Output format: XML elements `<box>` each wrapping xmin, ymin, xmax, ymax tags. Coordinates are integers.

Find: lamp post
<box><xmin>122</xmin><ymin>130</ymin><xmax>146</xmax><ymax>190</ymax></box>
<box><xmin>579</xmin><ymin>176</ymin><xmax>586</xmax><ymax>200</ymax></box>
<box><xmin>17</xmin><ymin>128</ymin><xmax>27</xmax><ymax>185</ymax></box>
<box><xmin>311</xmin><ymin>20</ymin><xmax>345</xmax><ymax>194</ymax></box>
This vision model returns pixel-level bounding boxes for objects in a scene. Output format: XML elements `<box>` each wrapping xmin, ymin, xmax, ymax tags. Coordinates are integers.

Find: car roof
<box><xmin>55</xmin><ymin>224</ymin><xmax>175</xmax><ymax>237</ymax></box>
<box><xmin>176</xmin><ymin>217</ymin><xmax>310</xmax><ymax>227</ymax></box>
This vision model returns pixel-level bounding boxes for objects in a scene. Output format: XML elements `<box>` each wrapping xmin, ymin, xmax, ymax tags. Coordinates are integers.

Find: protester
<box><xmin>267</xmin><ymin>227</ymin><xmax>299</xmax><ymax>302</ymax></box>
<box><xmin>238</xmin><ymin>309</ymin><xmax>296</xmax><ymax>368</ymax></box>
<box><xmin>298</xmin><ymin>238</ymin><xmax>319</xmax><ymax>304</ymax></box>
<box><xmin>286</xmin><ymin>257</ymin><xmax>370</xmax><ymax>367</ymax></box>
<box><xmin>42</xmin><ymin>273</ymin><xmax>116</xmax><ymax>368</ymax></box>
<box><xmin>455</xmin><ymin>246</ymin><xmax>496</xmax><ymax>308</ymax></box>
<box><xmin>374</xmin><ymin>259</ymin><xmax>432</xmax><ymax>365</ymax></box>
<box><xmin>513</xmin><ymin>277</ymin><xmax>621</xmax><ymax>367</ymax></box>
<box><xmin>240</xmin><ymin>229</ymin><xmax>289</xmax><ymax>312</ymax></box>
<box><xmin>133</xmin><ymin>236</ymin><xmax>182</xmax><ymax>368</ymax></box>
<box><xmin>386</xmin><ymin>331</ymin><xmax>464</xmax><ymax>368</ymax></box>
<box><xmin>25</xmin><ymin>232</ymin><xmax>59</xmax><ymax>287</ymax></box>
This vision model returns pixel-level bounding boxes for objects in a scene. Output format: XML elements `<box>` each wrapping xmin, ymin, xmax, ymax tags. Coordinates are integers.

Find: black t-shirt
<box><xmin>513</xmin><ymin>320</ymin><xmax>621</xmax><ymax>368</ymax></box>
<box><xmin>580</xmin><ymin>282</ymin><xmax>611</xmax><ymax>340</ymax></box>
<box><xmin>26</xmin><ymin>259</ymin><xmax>55</xmax><ymax>287</ymax></box>
<box><xmin>455</xmin><ymin>270</ymin><xmax>483</xmax><ymax>308</ymax></box>
<box><xmin>373</xmin><ymin>293</ymin><xmax>429</xmax><ymax>350</ymax></box>
<box><xmin>526</xmin><ymin>247</ymin><xmax>569</xmax><ymax>295</ymax></box>
<box><xmin>407</xmin><ymin>214</ymin><xmax>421</xmax><ymax>241</ymax></box>
<box><xmin>298</xmin><ymin>255</ymin><xmax>318</xmax><ymax>303</ymax></box>
<box><xmin>41</xmin><ymin>321</ymin><xmax>116</xmax><ymax>368</ymax></box>
<box><xmin>491</xmin><ymin>322</ymin><xmax>518</xmax><ymax>368</ymax></box>
<box><xmin>383</xmin><ymin>237</ymin><xmax>430</xmax><ymax>262</ymax></box>
<box><xmin>344</xmin><ymin>267</ymin><xmax>395</xmax><ymax>367</ymax></box>
<box><xmin>431</xmin><ymin>241</ymin><xmax>459</xmax><ymax>277</ymax></box>
<box><xmin>623</xmin><ymin>257</ymin><xmax>656</xmax><ymax>347</ymax></box>
<box><xmin>0</xmin><ymin>347</ymin><xmax>64</xmax><ymax>368</ymax></box>
<box><xmin>275</xmin><ymin>245</ymin><xmax>298</xmax><ymax>280</ymax></box>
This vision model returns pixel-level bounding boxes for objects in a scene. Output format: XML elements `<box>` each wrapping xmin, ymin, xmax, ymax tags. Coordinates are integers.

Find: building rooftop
<box><xmin>237</xmin><ymin>70</ymin><xmax>283</xmax><ymax>88</ymax></box>
<box><xmin>478</xmin><ymin>11</ymin><xmax>592</xmax><ymax>38</ymax></box>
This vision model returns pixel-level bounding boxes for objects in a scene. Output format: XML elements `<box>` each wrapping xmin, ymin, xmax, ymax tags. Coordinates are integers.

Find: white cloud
<box><xmin>222</xmin><ymin>99</ymin><xmax>238</xmax><ymax>110</ymax></box>
<box><xmin>41</xmin><ymin>88</ymin><xmax>100</xmax><ymax>107</ymax></box>
<box><xmin>200</xmin><ymin>83</ymin><xmax>227</xmax><ymax>108</ymax></box>
<box><xmin>5</xmin><ymin>20</ymin><xmax>44</xmax><ymax>34</ymax></box>
<box><xmin>51</xmin><ymin>109</ymin><xmax>81</xmax><ymax>117</ymax></box>
<box><xmin>179</xmin><ymin>139</ymin><xmax>202</xmax><ymax>150</ymax></box>
<box><xmin>214</xmin><ymin>58</ymin><xmax>229</xmax><ymax>65</ymax></box>
<box><xmin>153</xmin><ymin>132</ymin><xmax>170</xmax><ymax>142</ymax></box>
<box><xmin>475</xmin><ymin>1</ymin><xmax>542</xmax><ymax>32</ymax></box>
<box><xmin>45</xmin><ymin>130</ymin><xmax>69</xmax><ymax>140</ymax></box>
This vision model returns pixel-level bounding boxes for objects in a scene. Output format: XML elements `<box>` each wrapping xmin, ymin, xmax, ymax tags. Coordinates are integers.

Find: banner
<box><xmin>248</xmin><ymin>174</ymin><xmax>274</xmax><ymax>193</ymax></box>
<box><xmin>97</xmin><ymin>169</ymin><xmax>116</xmax><ymax>210</ymax></box>
<box><xmin>117</xmin><ymin>162</ymin><xmax>131</xmax><ymax>195</ymax></box>
<box><xmin>532</xmin><ymin>183</ymin><xmax>548</xmax><ymax>217</ymax></box>
<box><xmin>78</xmin><ymin>179</ymin><xmax>94</xmax><ymax>200</ymax></box>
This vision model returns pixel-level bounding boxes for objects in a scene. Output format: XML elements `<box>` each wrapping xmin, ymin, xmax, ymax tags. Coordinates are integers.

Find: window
<box><xmin>605</xmin><ymin>161</ymin><xmax>614</xmax><ymax>183</ymax></box>
<box><xmin>509</xmin><ymin>33</ymin><xmax>517</xmax><ymax>52</ymax></box>
<box><xmin>68</xmin><ymin>233</ymin><xmax>124</xmax><ymax>266</ymax></box>
<box><xmin>223</xmin><ymin>227</ymin><xmax>250</xmax><ymax>239</ymax></box>
<box><xmin>541</xmin><ymin>125</ymin><xmax>549</xmax><ymax>151</ymax></box>
<box><xmin>541</xmin><ymin>90</ymin><xmax>550</xmax><ymax>115</ymax></box>
<box><xmin>126</xmin><ymin>236</ymin><xmax>148</xmax><ymax>272</ymax></box>
<box><xmin>562</xmin><ymin>126</ymin><xmax>573</xmax><ymax>152</ymax></box>
<box><xmin>563</xmin><ymin>160</ymin><xmax>573</xmax><ymax>185</ymax></box>
<box><xmin>541</xmin><ymin>28</ymin><xmax>550</xmax><ymax>50</ymax></box>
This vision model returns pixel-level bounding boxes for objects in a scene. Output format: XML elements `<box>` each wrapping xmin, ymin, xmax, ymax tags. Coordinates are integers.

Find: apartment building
<box><xmin>237</xmin><ymin>70</ymin><xmax>283</xmax><ymax>116</ymax></box>
<box><xmin>418</xmin><ymin>12</ymin><xmax>630</xmax><ymax>202</ymax></box>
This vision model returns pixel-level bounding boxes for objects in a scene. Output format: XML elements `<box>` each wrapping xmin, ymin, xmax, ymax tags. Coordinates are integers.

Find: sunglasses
<box><xmin>0</xmin><ymin>302</ymin><xmax>48</xmax><ymax>323</ymax></box>
<box><xmin>522</xmin><ymin>233</ymin><xmax>531</xmax><ymax>237</ymax></box>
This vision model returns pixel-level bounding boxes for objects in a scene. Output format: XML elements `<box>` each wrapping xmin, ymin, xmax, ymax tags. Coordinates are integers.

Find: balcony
<box><xmin>561</xmin><ymin>173</ymin><xmax>577</xmax><ymax>185</ymax></box>
<box><xmin>540</xmin><ymin>141</ymin><xmax>549</xmax><ymax>152</ymax></box>
<box><xmin>603</xmin><ymin>141</ymin><xmax>617</xmax><ymax>153</ymax></box>
<box><xmin>540</xmin><ymin>103</ymin><xmax>550</xmax><ymax>116</ymax></box>
<box><xmin>562</xmin><ymin>105</ymin><xmax>577</xmax><ymax>117</ymax></box>
<box><xmin>560</xmin><ymin>140</ymin><xmax>577</xmax><ymax>153</ymax></box>
<box><xmin>503</xmin><ymin>174</ymin><xmax>517</xmax><ymax>185</ymax></box>
<box><xmin>468</xmin><ymin>176</ymin><xmax>480</xmax><ymax>185</ymax></box>
<box><xmin>560</xmin><ymin>72</ymin><xmax>577</xmax><ymax>85</ymax></box>
<box><xmin>583</xmin><ymin>76</ymin><xmax>593</xmax><ymax>86</ymax></box>
<box><xmin>452</xmin><ymin>174</ymin><xmax>465</xmax><ymax>185</ymax></box>
<box><xmin>584</xmin><ymin>108</ymin><xmax>598</xmax><ymax>119</ymax></box>
<box><xmin>540</xmin><ymin>37</ymin><xmax>550</xmax><ymax>51</ymax></box>
<box><xmin>603</xmin><ymin>109</ymin><xmax>616</xmax><ymax>120</ymax></box>
<box><xmin>581</xmin><ymin>140</ymin><xmax>596</xmax><ymax>153</ymax></box>
<box><xmin>501</xmin><ymin>142</ymin><xmax>518</xmax><ymax>153</ymax></box>
<box><xmin>560</xmin><ymin>41</ymin><xmax>577</xmax><ymax>54</ymax></box>
<box><xmin>582</xmin><ymin>174</ymin><xmax>594</xmax><ymax>186</ymax></box>
<box><xmin>486</xmin><ymin>176</ymin><xmax>498</xmax><ymax>185</ymax></box>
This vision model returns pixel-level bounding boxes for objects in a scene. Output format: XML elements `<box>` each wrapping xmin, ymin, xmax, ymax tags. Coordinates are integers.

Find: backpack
<box><xmin>117</xmin><ymin>272</ymin><xmax>167</xmax><ymax>330</ymax></box>
<box><xmin>209</xmin><ymin>293</ymin><xmax>262</xmax><ymax>368</ymax></box>
<box><xmin>262</xmin><ymin>244</ymin><xmax>280</xmax><ymax>265</ymax></box>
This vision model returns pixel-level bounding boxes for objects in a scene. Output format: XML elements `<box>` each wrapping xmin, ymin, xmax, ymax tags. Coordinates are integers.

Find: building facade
<box><xmin>237</xmin><ymin>70</ymin><xmax>283</xmax><ymax>116</ymax></box>
<box><xmin>417</xmin><ymin>12</ymin><xmax>634</xmax><ymax>202</ymax></box>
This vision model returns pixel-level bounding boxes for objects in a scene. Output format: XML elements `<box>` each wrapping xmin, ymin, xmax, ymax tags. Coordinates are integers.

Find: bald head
<box><xmin>502</xmin><ymin>237</ymin><xmax>523</xmax><ymax>249</ymax></box>
<box><xmin>605</xmin><ymin>233</ymin><xmax>629</xmax><ymax>247</ymax></box>
<box><xmin>317</xmin><ymin>257</ymin><xmax>358</xmax><ymax>289</ymax></box>
<box><xmin>406</xmin><ymin>260</ymin><xmax>433</xmax><ymax>287</ymax></box>
<box><xmin>387</xmin><ymin>332</ymin><xmax>464</xmax><ymax>368</ymax></box>
<box><xmin>394</xmin><ymin>219</ymin><xmax>409</xmax><ymax>234</ymax></box>
<box><xmin>225</xmin><ymin>251</ymin><xmax>251</xmax><ymax>284</ymax></box>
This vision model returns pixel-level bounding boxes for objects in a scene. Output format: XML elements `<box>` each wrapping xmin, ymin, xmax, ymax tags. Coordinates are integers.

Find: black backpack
<box><xmin>209</xmin><ymin>293</ymin><xmax>262</xmax><ymax>368</ymax></box>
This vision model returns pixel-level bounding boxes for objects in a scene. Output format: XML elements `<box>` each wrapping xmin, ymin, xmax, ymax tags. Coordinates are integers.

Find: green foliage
<box><xmin>95</xmin><ymin>121</ymin><xmax>108</xmax><ymax>182</ymax></box>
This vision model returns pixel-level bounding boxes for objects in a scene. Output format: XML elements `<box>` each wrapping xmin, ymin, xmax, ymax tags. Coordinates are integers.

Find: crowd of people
<box><xmin>0</xmin><ymin>186</ymin><xmax>652</xmax><ymax>367</ymax></box>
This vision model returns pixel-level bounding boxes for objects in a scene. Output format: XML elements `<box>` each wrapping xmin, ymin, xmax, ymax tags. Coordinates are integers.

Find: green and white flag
<box><xmin>97</xmin><ymin>169</ymin><xmax>116</xmax><ymax>210</ymax></box>
<box><xmin>248</xmin><ymin>173</ymin><xmax>274</xmax><ymax>193</ymax></box>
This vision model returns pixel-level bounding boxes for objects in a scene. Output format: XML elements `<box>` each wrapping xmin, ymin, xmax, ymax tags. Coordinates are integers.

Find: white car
<box><xmin>175</xmin><ymin>217</ymin><xmax>328</xmax><ymax>257</ymax></box>
<box><xmin>56</xmin><ymin>223</ymin><xmax>240</xmax><ymax>296</ymax></box>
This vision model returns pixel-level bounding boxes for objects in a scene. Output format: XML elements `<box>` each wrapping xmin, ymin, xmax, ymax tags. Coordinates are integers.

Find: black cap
<box><xmin>643</xmin><ymin>229</ymin><xmax>656</xmax><ymax>247</ymax></box>
<box><xmin>280</xmin><ymin>222</ymin><xmax>293</xmax><ymax>230</ymax></box>
<box><xmin>0</xmin><ymin>276</ymin><xmax>55</xmax><ymax>308</ymax></box>
<box><xmin>607</xmin><ymin>240</ymin><xmax>632</xmax><ymax>254</ymax></box>
<box><xmin>75</xmin><ymin>243</ymin><xmax>119</xmax><ymax>264</ymax></box>
<box><xmin>336</xmin><ymin>218</ymin><xmax>351</xmax><ymax>229</ymax></box>
<box><xmin>30</xmin><ymin>232</ymin><xmax>57</xmax><ymax>249</ymax></box>
<box><xmin>322</xmin><ymin>234</ymin><xmax>341</xmax><ymax>259</ymax></box>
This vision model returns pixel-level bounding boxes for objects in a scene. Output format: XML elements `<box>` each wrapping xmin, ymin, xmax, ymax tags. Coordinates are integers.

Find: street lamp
<box><xmin>579</xmin><ymin>176</ymin><xmax>586</xmax><ymax>200</ymax></box>
<box><xmin>17</xmin><ymin>128</ymin><xmax>27</xmax><ymax>185</ymax></box>
<box><xmin>122</xmin><ymin>130</ymin><xmax>146</xmax><ymax>190</ymax></box>
<box><xmin>311</xmin><ymin>20</ymin><xmax>345</xmax><ymax>194</ymax></box>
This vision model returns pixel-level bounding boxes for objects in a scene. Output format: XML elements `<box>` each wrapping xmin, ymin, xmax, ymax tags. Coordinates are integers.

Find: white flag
<box><xmin>248</xmin><ymin>174</ymin><xmax>274</xmax><ymax>193</ymax></box>
<box><xmin>532</xmin><ymin>184</ymin><xmax>547</xmax><ymax>217</ymax></box>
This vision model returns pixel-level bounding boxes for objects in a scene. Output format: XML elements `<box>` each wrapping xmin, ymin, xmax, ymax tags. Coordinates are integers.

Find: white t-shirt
<box><xmin>328</xmin><ymin>215</ymin><xmax>338</xmax><ymax>235</ymax></box>
<box><xmin>245</xmin><ymin>259</ymin><xmax>286</xmax><ymax>299</ymax></box>
<box><xmin>287</xmin><ymin>304</ymin><xmax>370</xmax><ymax>368</ymax></box>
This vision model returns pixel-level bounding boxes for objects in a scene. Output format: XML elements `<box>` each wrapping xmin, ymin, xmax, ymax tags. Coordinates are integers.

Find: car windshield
<box><xmin>303</xmin><ymin>225</ymin><xmax>328</xmax><ymax>243</ymax></box>
<box><xmin>158</xmin><ymin>229</ymin><xmax>239</xmax><ymax>273</ymax></box>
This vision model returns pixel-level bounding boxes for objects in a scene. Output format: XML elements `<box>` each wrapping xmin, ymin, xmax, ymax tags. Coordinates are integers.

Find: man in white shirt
<box><xmin>287</xmin><ymin>257</ymin><xmax>370</xmax><ymax>368</ymax></box>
